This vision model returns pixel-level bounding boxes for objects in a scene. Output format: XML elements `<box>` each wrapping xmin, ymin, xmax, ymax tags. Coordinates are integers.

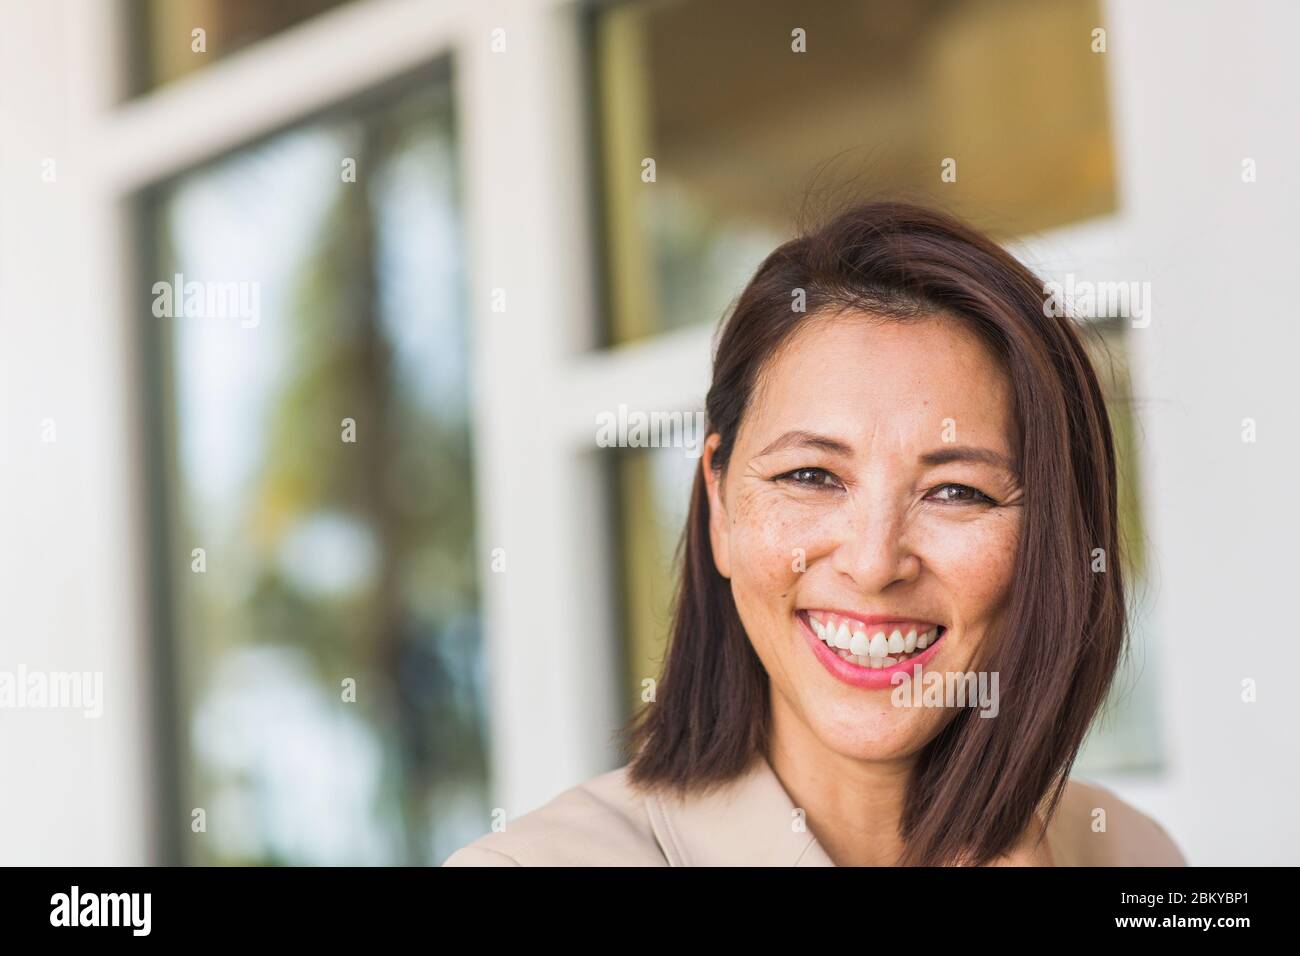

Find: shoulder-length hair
<box><xmin>620</xmin><ymin>200</ymin><xmax>1127</xmax><ymax>867</ymax></box>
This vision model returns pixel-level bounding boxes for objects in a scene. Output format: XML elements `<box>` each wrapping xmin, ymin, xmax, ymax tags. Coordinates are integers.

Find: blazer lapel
<box><xmin>645</xmin><ymin>752</ymin><xmax>836</xmax><ymax>866</ymax></box>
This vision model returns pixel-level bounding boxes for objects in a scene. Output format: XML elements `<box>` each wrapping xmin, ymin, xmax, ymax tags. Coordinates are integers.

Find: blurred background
<box><xmin>1</xmin><ymin>0</ymin><xmax>1296</xmax><ymax>865</ymax></box>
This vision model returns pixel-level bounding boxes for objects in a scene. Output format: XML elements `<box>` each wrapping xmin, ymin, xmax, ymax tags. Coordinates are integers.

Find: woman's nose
<box><xmin>826</xmin><ymin>499</ymin><xmax>921</xmax><ymax>591</ymax></box>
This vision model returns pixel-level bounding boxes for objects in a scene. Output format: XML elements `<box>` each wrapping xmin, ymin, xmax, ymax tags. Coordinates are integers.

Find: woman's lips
<box><xmin>797</xmin><ymin>610</ymin><xmax>946</xmax><ymax>690</ymax></box>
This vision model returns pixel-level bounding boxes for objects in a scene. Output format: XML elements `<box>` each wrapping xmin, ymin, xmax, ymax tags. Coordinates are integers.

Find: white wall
<box><xmin>0</xmin><ymin>0</ymin><xmax>153</xmax><ymax>864</ymax></box>
<box><xmin>1102</xmin><ymin>0</ymin><xmax>1300</xmax><ymax>864</ymax></box>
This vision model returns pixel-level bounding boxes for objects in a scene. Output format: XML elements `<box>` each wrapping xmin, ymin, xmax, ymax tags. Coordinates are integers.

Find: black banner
<box><xmin>0</xmin><ymin>865</ymin><xmax>1283</xmax><ymax>942</ymax></box>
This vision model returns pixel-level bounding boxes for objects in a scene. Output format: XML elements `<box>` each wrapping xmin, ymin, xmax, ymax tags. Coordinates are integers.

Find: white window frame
<box><xmin>78</xmin><ymin>0</ymin><xmax>634</xmax><ymax>855</ymax></box>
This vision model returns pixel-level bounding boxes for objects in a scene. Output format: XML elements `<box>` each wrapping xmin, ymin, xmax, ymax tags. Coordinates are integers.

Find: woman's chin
<box><xmin>805</xmin><ymin>714</ymin><xmax>937</xmax><ymax>763</ymax></box>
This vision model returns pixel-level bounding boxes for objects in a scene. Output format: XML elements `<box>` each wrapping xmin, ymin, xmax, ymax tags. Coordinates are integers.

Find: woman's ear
<box><xmin>702</xmin><ymin>433</ymin><xmax>731</xmax><ymax>579</ymax></box>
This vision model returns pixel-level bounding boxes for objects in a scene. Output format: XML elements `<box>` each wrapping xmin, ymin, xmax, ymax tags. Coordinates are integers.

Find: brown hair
<box><xmin>620</xmin><ymin>200</ymin><xmax>1127</xmax><ymax>867</ymax></box>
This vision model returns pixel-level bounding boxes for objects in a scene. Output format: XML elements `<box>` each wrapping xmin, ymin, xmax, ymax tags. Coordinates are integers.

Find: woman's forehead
<box><xmin>742</xmin><ymin>311</ymin><xmax>1015</xmax><ymax>452</ymax></box>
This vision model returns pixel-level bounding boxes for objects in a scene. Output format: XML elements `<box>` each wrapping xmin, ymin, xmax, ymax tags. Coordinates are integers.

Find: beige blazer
<box><xmin>442</xmin><ymin>753</ymin><xmax>1186</xmax><ymax>866</ymax></box>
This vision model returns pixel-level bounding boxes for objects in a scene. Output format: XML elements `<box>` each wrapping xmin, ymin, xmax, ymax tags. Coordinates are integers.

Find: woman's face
<box><xmin>703</xmin><ymin>309</ymin><xmax>1023</xmax><ymax>761</ymax></box>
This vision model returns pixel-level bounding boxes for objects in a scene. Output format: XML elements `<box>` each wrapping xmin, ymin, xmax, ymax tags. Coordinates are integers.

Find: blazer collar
<box><xmin>644</xmin><ymin>752</ymin><xmax>1062</xmax><ymax>866</ymax></box>
<box><xmin>645</xmin><ymin>752</ymin><xmax>836</xmax><ymax>866</ymax></box>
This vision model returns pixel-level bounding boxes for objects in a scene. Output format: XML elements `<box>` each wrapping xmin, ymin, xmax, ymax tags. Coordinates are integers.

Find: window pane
<box><xmin>614</xmin><ymin>440</ymin><xmax>696</xmax><ymax>709</ymax></box>
<box><xmin>143</xmin><ymin>74</ymin><xmax>487</xmax><ymax>864</ymax></box>
<box><xmin>590</xmin><ymin>0</ymin><xmax>1117</xmax><ymax>344</ymax></box>
<box><xmin>128</xmin><ymin>0</ymin><xmax>355</xmax><ymax>95</ymax></box>
<box><xmin>1076</xmin><ymin>318</ymin><xmax>1163</xmax><ymax>774</ymax></box>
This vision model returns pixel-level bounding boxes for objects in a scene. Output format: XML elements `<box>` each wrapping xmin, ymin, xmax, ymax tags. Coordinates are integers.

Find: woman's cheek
<box><xmin>729</xmin><ymin>493</ymin><xmax>837</xmax><ymax>592</ymax></box>
<box><xmin>921</xmin><ymin>512</ymin><xmax>1021</xmax><ymax>618</ymax></box>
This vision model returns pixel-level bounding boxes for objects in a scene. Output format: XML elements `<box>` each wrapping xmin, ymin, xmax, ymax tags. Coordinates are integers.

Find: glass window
<box><xmin>1076</xmin><ymin>317</ymin><xmax>1163</xmax><ymax>774</ymax></box>
<box><xmin>141</xmin><ymin>71</ymin><xmax>487</xmax><ymax>864</ymax></box>
<box><xmin>589</xmin><ymin>0</ymin><xmax>1117</xmax><ymax>344</ymax></box>
<box><xmin>613</xmin><ymin>437</ymin><xmax>697</xmax><ymax>706</ymax></box>
<box><xmin>128</xmin><ymin>0</ymin><xmax>355</xmax><ymax>95</ymax></box>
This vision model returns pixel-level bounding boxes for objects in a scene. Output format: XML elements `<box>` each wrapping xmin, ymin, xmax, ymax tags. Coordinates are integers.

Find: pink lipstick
<box><xmin>797</xmin><ymin>610</ymin><xmax>946</xmax><ymax>690</ymax></box>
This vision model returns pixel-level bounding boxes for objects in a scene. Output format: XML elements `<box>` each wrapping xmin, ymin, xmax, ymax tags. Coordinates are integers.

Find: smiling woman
<box><xmin>443</xmin><ymin>201</ymin><xmax>1185</xmax><ymax>868</ymax></box>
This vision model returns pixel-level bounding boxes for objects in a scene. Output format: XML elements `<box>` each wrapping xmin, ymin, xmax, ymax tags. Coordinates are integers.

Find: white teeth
<box><xmin>833</xmin><ymin>646</ymin><xmax>922</xmax><ymax>669</ymax></box>
<box><xmin>810</xmin><ymin>614</ymin><xmax>942</xmax><ymax>667</ymax></box>
<box><xmin>834</xmin><ymin>622</ymin><xmax>852</xmax><ymax>649</ymax></box>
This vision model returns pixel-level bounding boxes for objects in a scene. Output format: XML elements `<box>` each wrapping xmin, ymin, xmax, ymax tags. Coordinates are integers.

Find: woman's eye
<box><xmin>928</xmin><ymin>483</ymin><xmax>996</xmax><ymax>505</ymax></box>
<box><xmin>777</xmin><ymin>467</ymin><xmax>840</xmax><ymax>489</ymax></box>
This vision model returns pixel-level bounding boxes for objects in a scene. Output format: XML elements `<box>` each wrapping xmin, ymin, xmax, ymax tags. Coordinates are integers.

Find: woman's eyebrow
<box><xmin>755</xmin><ymin>430</ymin><xmax>854</xmax><ymax>458</ymax></box>
<box><xmin>919</xmin><ymin>445</ymin><xmax>1014</xmax><ymax>471</ymax></box>
<box><xmin>754</xmin><ymin>434</ymin><xmax>1015</xmax><ymax>472</ymax></box>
